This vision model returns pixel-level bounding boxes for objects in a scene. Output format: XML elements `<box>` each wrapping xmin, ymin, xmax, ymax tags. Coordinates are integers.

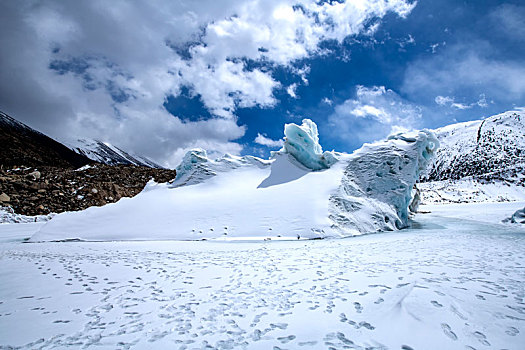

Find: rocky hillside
<box><xmin>422</xmin><ymin>110</ymin><xmax>525</xmax><ymax>185</ymax></box>
<box><xmin>0</xmin><ymin>111</ymin><xmax>90</xmax><ymax>168</ymax></box>
<box><xmin>0</xmin><ymin>111</ymin><xmax>176</xmax><ymax>216</ymax></box>
<box><xmin>419</xmin><ymin>110</ymin><xmax>525</xmax><ymax>204</ymax></box>
<box><xmin>0</xmin><ymin>164</ymin><xmax>176</xmax><ymax>216</ymax></box>
<box><xmin>67</xmin><ymin>138</ymin><xmax>163</xmax><ymax>168</ymax></box>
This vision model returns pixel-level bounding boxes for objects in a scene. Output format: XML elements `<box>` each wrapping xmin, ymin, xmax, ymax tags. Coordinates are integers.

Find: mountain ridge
<box><xmin>67</xmin><ymin>138</ymin><xmax>163</xmax><ymax>168</ymax></box>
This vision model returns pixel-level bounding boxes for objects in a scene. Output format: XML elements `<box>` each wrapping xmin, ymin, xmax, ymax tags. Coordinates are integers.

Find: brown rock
<box><xmin>1</xmin><ymin>163</ymin><xmax>176</xmax><ymax>216</ymax></box>
<box><xmin>26</xmin><ymin>171</ymin><xmax>41</xmax><ymax>180</ymax></box>
<box><xmin>0</xmin><ymin>193</ymin><xmax>10</xmax><ymax>202</ymax></box>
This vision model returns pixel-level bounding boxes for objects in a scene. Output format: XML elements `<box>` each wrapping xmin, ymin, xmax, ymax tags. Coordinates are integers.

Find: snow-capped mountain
<box><xmin>423</xmin><ymin>110</ymin><xmax>524</xmax><ymax>184</ymax></box>
<box><xmin>67</xmin><ymin>138</ymin><xmax>163</xmax><ymax>168</ymax></box>
<box><xmin>419</xmin><ymin>110</ymin><xmax>525</xmax><ymax>204</ymax></box>
<box><xmin>31</xmin><ymin>119</ymin><xmax>438</xmax><ymax>242</ymax></box>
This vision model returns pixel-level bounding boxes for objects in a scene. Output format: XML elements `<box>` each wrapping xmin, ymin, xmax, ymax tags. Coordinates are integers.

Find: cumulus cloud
<box><xmin>0</xmin><ymin>0</ymin><xmax>415</xmax><ymax>166</ymax></box>
<box><xmin>254</xmin><ymin>133</ymin><xmax>284</xmax><ymax>148</ymax></box>
<box><xmin>344</xmin><ymin>85</ymin><xmax>421</xmax><ymax>127</ymax></box>
<box><xmin>327</xmin><ymin>85</ymin><xmax>422</xmax><ymax>147</ymax></box>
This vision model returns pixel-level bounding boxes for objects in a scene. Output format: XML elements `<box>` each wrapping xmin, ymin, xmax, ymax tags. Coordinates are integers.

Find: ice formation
<box><xmin>278</xmin><ymin>119</ymin><xmax>338</xmax><ymax>170</ymax></box>
<box><xmin>511</xmin><ymin>207</ymin><xmax>525</xmax><ymax>224</ymax></box>
<box><xmin>31</xmin><ymin>120</ymin><xmax>438</xmax><ymax>242</ymax></box>
<box><xmin>173</xmin><ymin>150</ymin><xmax>271</xmax><ymax>187</ymax></box>
<box><xmin>173</xmin><ymin>148</ymin><xmax>211</xmax><ymax>185</ymax></box>
<box><xmin>328</xmin><ymin>130</ymin><xmax>438</xmax><ymax>234</ymax></box>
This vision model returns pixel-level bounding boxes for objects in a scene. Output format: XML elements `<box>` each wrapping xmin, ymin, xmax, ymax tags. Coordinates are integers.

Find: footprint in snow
<box><xmin>473</xmin><ymin>331</ymin><xmax>490</xmax><ymax>346</ymax></box>
<box><xmin>441</xmin><ymin>323</ymin><xmax>458</xmax><ymax>341</ymax></box>
<box><xmin>353</xmin><ymin>302</ymin><xmax>363</xmax><ymax>313</ymax></box>
<box><xmin>277</xmin><ymin>335</ymin><xmax>296</xmax><ymax>344</ymax></box>
<box><xmin>506</xmin><ymin>326</ymin><xmax>519</xmax><ymax>336</ymax></box>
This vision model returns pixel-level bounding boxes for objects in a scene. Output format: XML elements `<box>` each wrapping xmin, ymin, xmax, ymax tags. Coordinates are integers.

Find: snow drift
<box><xmin>30</xmin><ymin>120</ymin><xmax>438</xmax><ymax>242</ymax></box>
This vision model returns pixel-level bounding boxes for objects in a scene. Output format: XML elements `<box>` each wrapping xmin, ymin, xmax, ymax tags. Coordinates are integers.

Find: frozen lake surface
<box><xmin>1</xmin><ymin>210</ymin><xmax>524</xmax><ymax>349</ymax></box>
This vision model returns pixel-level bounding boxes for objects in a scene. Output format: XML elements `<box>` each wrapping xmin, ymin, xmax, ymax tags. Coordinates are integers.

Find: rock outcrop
<box><xmin>0</xmin><ymin>164</ymin><xmax>176</xmax><ymax>216</ymax></box>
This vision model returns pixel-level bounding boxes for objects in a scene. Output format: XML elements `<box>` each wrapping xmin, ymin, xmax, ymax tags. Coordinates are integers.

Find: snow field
<box><xmin>1</xmin><ymin>211</ymin><xmax>524</xmax><ymax>349</ymax></box>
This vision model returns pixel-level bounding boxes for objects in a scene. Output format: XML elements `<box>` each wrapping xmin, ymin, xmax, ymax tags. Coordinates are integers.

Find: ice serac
<box><xmin>173</xmin><ymin>148</ymin><xmax>211</xmax><ymax>186</ymax></box>
<box><xmin>173</xmin><ymin>149</ymin><xmax>270</xmax><ymax>187</ymax></box>
<box><xmin>279</xmin><ymin>118</ymin><xmax>338</xmax><ymax>170</ymax></box>
<box><xmin>30</xmin><ymin>121</ymin><xmax>438</xmax><ymax>242</ymax></box>
<box><xmin>329</xmin><ymin>130</ymin><xmax>438</xmax><ymax>234</ymax></box>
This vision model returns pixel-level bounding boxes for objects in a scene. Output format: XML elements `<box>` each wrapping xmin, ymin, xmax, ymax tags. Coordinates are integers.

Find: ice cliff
<box><xmin>31</xmin><ymin>120</ymin><xmax>438</xmax><ymax>242</ymax></box>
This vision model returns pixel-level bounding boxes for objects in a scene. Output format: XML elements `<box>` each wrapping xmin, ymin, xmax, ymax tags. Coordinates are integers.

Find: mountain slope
<box><xmin>419</xmin><ymin>110</ymin><xmax>525</xmax><ymax>204</ymax></box>
<box><xmin>0</xmin><ymin>111</ymin><xmax>176</xmax><ymax>217</ymax></box>
<box><xmin>422</xmin><ymin>110</ymin><xmax>525</xmax><ymax>184</ymax></box>
<box><xmin>0</xmin><ymin>111</ymin><xmax>90</xmax><ymax>168</ymax></box>
<box><xmin>67</xmin><ymin>139</ymin><xmax>162</xmax><ymax>168</ymax></box>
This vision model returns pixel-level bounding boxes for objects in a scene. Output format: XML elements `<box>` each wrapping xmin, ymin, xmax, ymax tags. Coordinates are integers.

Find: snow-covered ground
<box><xmin>420</xmin><ymin>201</ymin><xmax>525</xmax><ymax>225</ymax></box>
<box><xmin>419</xmin><ymin>179</ymin><xmax>525</xmax><ymax>205</ymax></box>
<box><xmin>1</xmin><ymin>203</ymin><xmax>524</xmax><ymax>349</ymax></box>
<box><xmin>0</xmin><ymin>206</ymin><xmax>55</xmax><ymax>224</ymax></box>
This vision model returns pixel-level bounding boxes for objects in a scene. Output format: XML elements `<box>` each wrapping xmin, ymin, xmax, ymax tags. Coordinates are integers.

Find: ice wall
<box><xmin>329</xmin><ymin>130</ymin><xmax>439</xmax><ymax>234</ymax></box>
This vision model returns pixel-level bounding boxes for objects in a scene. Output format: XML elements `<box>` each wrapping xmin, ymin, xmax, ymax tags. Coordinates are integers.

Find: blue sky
<box><xmin>1</xmin><ymin>0</ymin><xmax>524</xmax><ymax>167</ymax></box>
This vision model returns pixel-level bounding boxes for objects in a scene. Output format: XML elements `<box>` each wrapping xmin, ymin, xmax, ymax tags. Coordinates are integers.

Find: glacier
<box><xmin>30</xmin><ymin>119</ymin><xmax>438</xmax><ymax>242</ymax></box>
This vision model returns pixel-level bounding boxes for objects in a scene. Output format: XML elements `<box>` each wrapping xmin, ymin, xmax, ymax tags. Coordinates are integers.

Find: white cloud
<box><xmin>0</xmin><ymin>0</ymin><xmax>416</xmax><ymax>166</ymax></box>
<box><xmin>287</xmin><ymin>83</ymin><xmax>298</xmax><ymax>99</ymax></box>
<box><xmin>322</xmin><ymin>97</ymin><xmax>333</xmax><ymax>105</ymax></box>
<box><xmin>476</xmin><ymin>94</ymin><xmax>489</xmax><ymax>108</ymax></box>
<box><xmin>345</xmin><ymin>85</ymin><xmax>421</xmax><ymax>126</ymax></box>
<box><xmin>434</xmin><ymin>94</ymin><xmax>490</xmax><ymax>110</ymax></box>
<box><xmin>404</xmin><ymin>43</ymin><xmax>525</xmax><ymax>104</ymax></box>
<box><xmin>254</xmin><ymin>133</ymin><xmax>284</xmax><ymax>148</ymax></box>
<box><xmin>398</xmin><ymin>34</ymin><xmax>415</xmax><ymax>49</ymax></box>
<box><xmin>292</xmin><ymin>65</ymin><xmax>311</xmax><ymax>85</ymax></box>
<box><xmin>328</xmin><ymin>85</ymin><xmax>422</xmax><ymax>146</ymax></box>
<box><xmin>435</xmin><ymin>95</ymin><xmax>454</xmax><ymax>106</ymax></box>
